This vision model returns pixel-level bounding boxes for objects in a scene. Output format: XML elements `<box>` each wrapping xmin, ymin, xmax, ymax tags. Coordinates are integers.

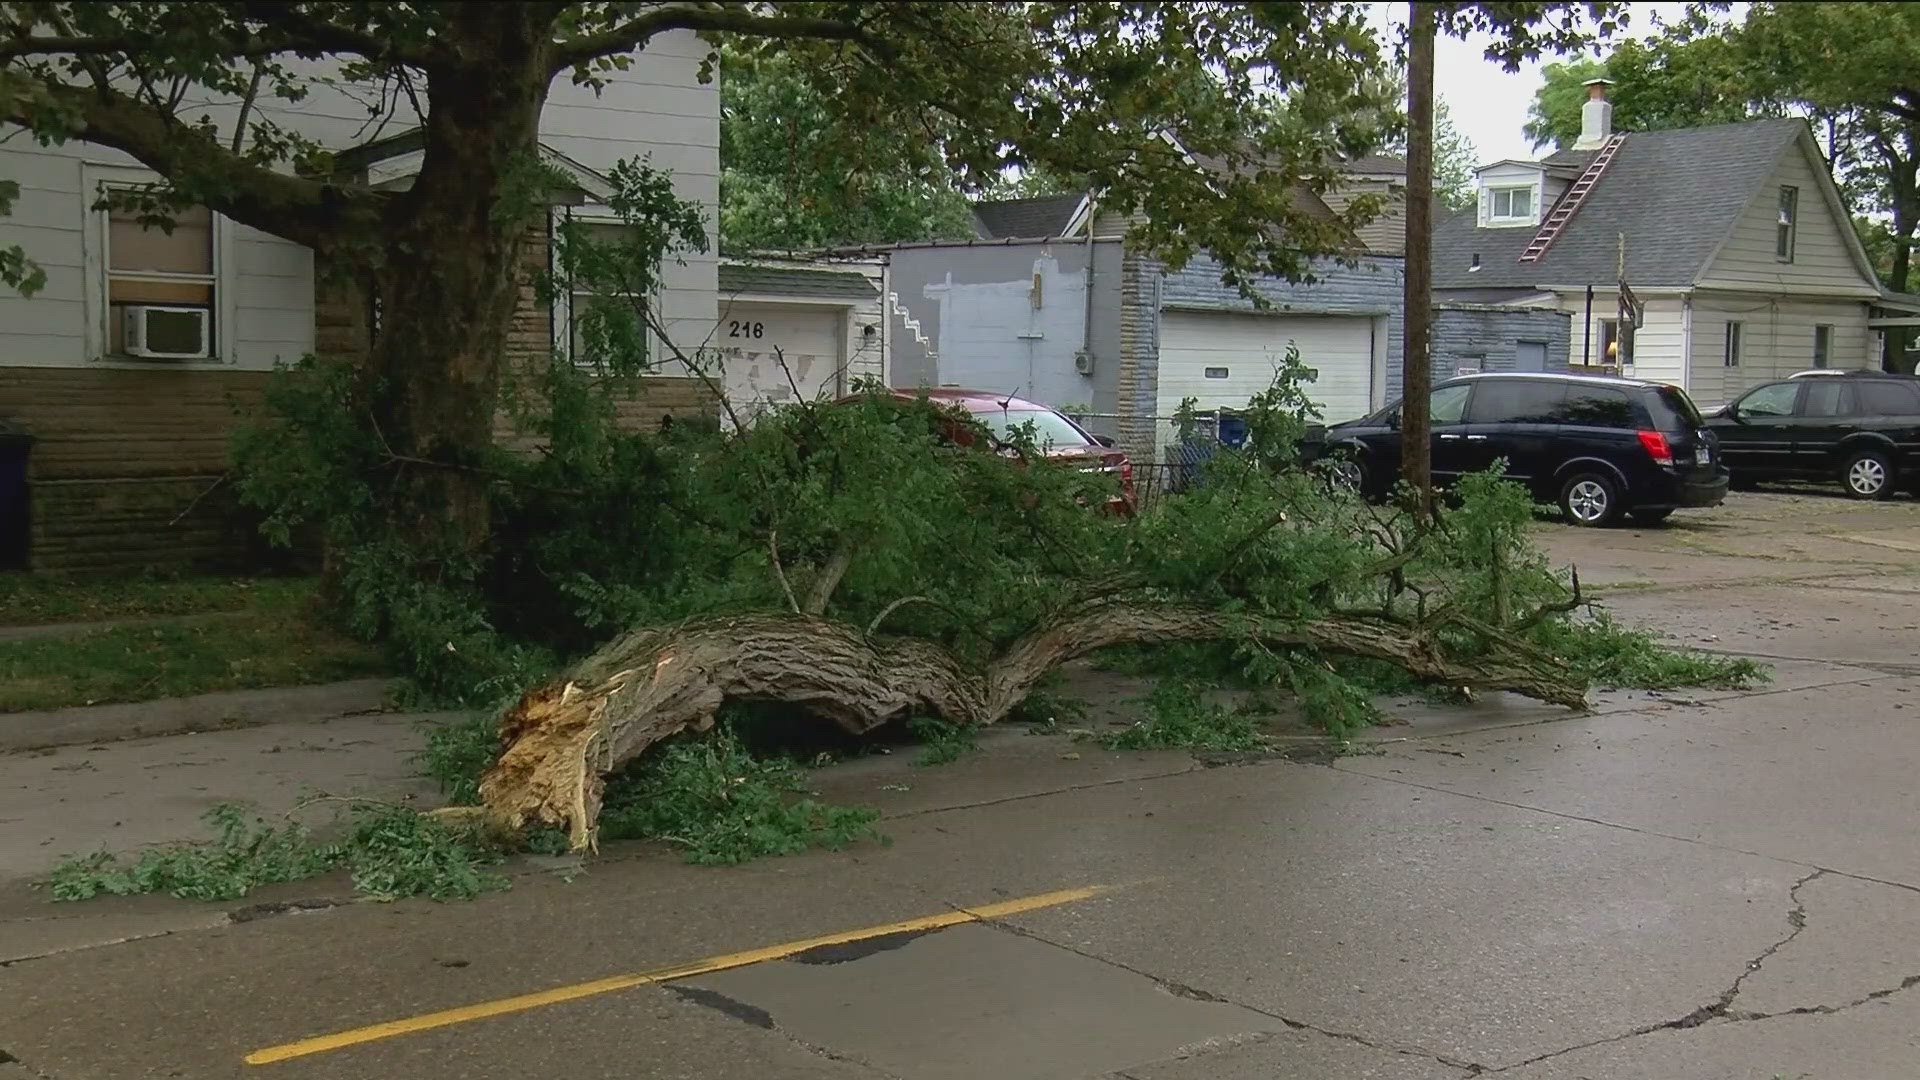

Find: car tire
<box><xmin>1629</xmin><ymin>507</ymin><xmax>1674</xmax><ymax>526</ymax></box>
<box><xmin>1324</xmin><ymin>452</ymin><xmax>1367</xmax><ymax>496</ymax></box>
<box><xmin>1842</xmin><ymin>449</ymin><xmax>1894</xmax><ymax>499</ymax></box>
<box><xmin>1559</xmin><ymin>472</ymin><xmax>1623</xmax><ymax>527</ymax></box>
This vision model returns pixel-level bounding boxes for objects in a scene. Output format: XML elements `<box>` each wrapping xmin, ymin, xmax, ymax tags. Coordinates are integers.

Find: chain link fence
<box><xmin>1067</xmin><ymin>411</ymin><xmax>1254</xmax><ymax>507</ymax></box>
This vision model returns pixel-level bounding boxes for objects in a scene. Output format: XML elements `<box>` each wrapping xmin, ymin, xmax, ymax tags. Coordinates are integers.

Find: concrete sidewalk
<box><xmin>0</xmin><ymin>709</ymin><xmax>451</xmax><ymax>885</ymax></box>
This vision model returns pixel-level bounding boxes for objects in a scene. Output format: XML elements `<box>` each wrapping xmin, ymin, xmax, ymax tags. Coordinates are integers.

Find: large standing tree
<box><xmin>1</xmin><ymin>1</ymin><xmax>1400</xmax><ymax>562</ymax></box>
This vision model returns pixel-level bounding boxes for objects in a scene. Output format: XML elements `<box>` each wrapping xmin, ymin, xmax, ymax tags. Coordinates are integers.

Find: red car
<box><xmin>852</xmin><ymin>388</ymin><xmax>1137</xmax><ymax>514</ymax></box>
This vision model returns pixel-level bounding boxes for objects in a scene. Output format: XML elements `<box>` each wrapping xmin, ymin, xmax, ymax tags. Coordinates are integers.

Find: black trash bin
<box><xmin>0</xmin><ymin>421</ymin><xmax>33</xmax><ymax>571</ymax></box>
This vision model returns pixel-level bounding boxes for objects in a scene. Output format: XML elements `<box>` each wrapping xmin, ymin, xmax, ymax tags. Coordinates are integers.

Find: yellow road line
<box><xmin>245</xmin><ymin>884</ymin><xmax>1109</xmax><ymax>1066</ymax></box>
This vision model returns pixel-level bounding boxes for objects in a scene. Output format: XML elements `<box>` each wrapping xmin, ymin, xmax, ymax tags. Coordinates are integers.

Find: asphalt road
<box><xmin>5</xmin><ymin>490</ymin><xmax>1920</xmax><ymax>1079</ymax></box>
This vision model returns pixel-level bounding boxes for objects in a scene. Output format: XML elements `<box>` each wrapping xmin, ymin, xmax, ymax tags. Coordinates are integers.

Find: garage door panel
<box><xmin>1158</xmin><ymin>312</ymin><xmax>1374</xmax><ymax>424</ymax></box>
<box><xmin>718</xmin><ymin>302</ymin><xmax>845</xmax><ymax>412</ymax></box>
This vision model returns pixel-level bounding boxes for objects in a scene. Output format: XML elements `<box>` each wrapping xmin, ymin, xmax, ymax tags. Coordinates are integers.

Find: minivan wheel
<box><xmin>1559</xmin><ymin>473</ymin><xmax>1623</xmax><ymax>527</ymax></box>
<box><xmin>1842</xmin><ymin>450</ymin><xmax>1893</xmax><ymax>499</ymax></box>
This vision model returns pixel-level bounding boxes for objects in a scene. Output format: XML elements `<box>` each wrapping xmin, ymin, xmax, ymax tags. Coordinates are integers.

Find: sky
<box><xmin>1364</xmin><ymin>2</ymin><xmax>1730</xmax><ymax>165</ymax></box>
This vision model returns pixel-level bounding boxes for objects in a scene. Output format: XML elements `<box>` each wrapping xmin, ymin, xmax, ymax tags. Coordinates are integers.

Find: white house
<box><xmin>1432</xmin><ymin>80</ymin><xmax>1890</xmax><ymax>409</ymax></box>
<box><xmin>0</xmin><ymin>39</ymin><xmax>723</xmax><ymax>571</ymax></box>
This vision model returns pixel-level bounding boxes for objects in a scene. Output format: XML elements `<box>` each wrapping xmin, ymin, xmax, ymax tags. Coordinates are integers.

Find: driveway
<box><xmin>3</xmin><ymin>491</ymin><xmax>1919</xmax><ymax>1079</ymax></box>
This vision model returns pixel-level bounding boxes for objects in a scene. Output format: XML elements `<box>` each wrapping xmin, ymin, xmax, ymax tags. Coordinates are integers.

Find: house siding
<box><xmin>1697</xmin><ymin>140</ymin><xmax>1878</xmax><ymax>296</ymax></box>
<box><xmin>1687</xmin><ymin>295</ymin><xmax>1874</xmax><ymax>408</ymax></box>
<box><xmin>1556</xmin><ymin>291</ymin><xmax>1687</xmax><ymax>389</ymax></box>
<box><xmin>1324</xmin><ymin>177</ymin><xmax>1405</xmax><ymax>255</ymax></box>
<box><xmin>1432</xmin><ymin>307</ymin><xmax>1571</xmax><ymax>378</ymax></box>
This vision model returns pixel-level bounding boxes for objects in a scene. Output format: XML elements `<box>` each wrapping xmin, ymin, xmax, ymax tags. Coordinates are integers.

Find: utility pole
<box><xmin>1400</xmin><ymin>1</ymin><xmax>1436</xmax><ymax>517</ymax></box>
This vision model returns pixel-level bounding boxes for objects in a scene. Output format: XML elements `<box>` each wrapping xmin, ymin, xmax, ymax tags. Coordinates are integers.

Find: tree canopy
<box><xmin>718</xmin><ymin>46</ymin><xmax>976</xmax><ymax>253</ymax></box>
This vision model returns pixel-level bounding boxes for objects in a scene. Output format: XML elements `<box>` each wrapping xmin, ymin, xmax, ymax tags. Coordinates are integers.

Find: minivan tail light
<box><xmin>1637</xmin><ymin>430</ymin><xmax>1673</xmax><ymax>465</ymax></box>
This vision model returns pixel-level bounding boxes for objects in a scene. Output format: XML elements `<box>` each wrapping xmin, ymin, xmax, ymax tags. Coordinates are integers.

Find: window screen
<box><xmin>1466</xmin><ymin>380</ymin><xmax>1564</xmax><ymax>424</ymax></box>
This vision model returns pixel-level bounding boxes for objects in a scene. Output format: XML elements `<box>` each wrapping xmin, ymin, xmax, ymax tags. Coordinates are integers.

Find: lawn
<box><xmin>0</xmin><ymin>574</ymin><xmax>387</xmax><ymax>713</ymax></box>
<box><xmin>0</xmin><ymin>571</ymin><xmax>315</xmax><ymax>626</ymax></box>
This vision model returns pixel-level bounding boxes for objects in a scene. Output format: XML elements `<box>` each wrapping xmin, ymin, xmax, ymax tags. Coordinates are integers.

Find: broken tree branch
<box><xmin>475</xmin><ymin>602</ymin><xmax>1587</xmax><ymax>850</ymax></box>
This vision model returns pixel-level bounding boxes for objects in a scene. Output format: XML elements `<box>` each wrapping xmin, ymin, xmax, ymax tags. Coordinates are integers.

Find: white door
<box><xmin>1157</xmin><ymin>311</ymin><xmax>1376</xmax><ymax>425</ymax></box>
<box><xmin>717</xmin><ymin>302</ymin><xmax>845</xmax><ymax>414</ymax></box>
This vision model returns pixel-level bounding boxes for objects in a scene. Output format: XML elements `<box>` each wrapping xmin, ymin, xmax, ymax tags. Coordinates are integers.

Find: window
<box><xmin>1598</xmin><ymin>319</ymin><xmax>1619</xmax><ymax>367</ymax></box>
<box><xmin>1735</xmin><ymin>382</ymin><xmax>1799</xmax><ymax>419</ymax></box>
<box><xmin>1430</xmin><ymin>383</ymin><xmax>1471</xmax><ymax>424</ymax></box>
<box><xmin>1724</xmin><ymin>321</ymin><xmax>1743</xmax><ymax>367</ymax></box>
<box><xmin>1204</xmin><ymin>367</ymin><xmax>1229</xmax><ymax>379</ymax></box>
<box><xmin>1802</xmin><ymin>380</ymin><xmax>1852</xmax><ymax>418</ymax></box>
<box><xmin>1647</xmin><ymin>386</ymin><xmax>1706</xmax><ymax>432</ymax></box>
<box><xmin>1466</xmin><ymin>379</ymin><xmax>1563</xmax><ymax>424</ymax></box>
<box><xmin>559</xmin><ymin>220</ymin><xmax>646</xmax><ymax>364</ymax></box>
<box><xmin>1554</xmin><ymin>386</ymin><xmax>1637</xmax><ymax>428</ymax></box>
<box><xmin>1813</xmin><ymin>324</ymin><xmax>1833</xmax><ymax>369</ymax></box>
<box><xmin>104</xmin><ymin>199</ymin><xmax>216</xmax><ymax>358</ymax></box>
<box><xmin>1489</xmin><ymin>185</ymin><xmax>1534</xmax><ymax>222</ymax></box>
<box><xmin>1857</xmin><ymin>379</ymin><xmax>1920</xmax><ymax>416</ymax></box>
<box><xmin>1776</xmin><ymin>186</ymin><xmax>1798</xmax><ymax>262</ymax></box>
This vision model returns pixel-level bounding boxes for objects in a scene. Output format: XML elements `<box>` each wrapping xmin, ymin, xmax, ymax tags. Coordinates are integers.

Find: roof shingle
<box><xmin>969</xmin><ymin>193</ymin><xmax>1089</xmax><ymax>240</ymax></box>
<box><xmin>1435</xmin><ymin>118</ymin><xmax>1809</xmax><ymax>291</ymax></box>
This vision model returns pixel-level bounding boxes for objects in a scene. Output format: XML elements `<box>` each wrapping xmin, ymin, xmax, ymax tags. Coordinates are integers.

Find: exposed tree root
<box><xmin>476</xmin><ymin>605</ymin><xmax>1587</xmax><ymax>851</ymax></box>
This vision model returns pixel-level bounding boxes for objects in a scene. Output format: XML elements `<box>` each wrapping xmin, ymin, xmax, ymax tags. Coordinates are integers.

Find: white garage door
<box><xmin>1157</xmin><ymin>311</ymin><xmax>1376</xmax><ymax>426</ymax></box>
<box><xmin>717</xmin><ymin>302</ymin><xmax>845</xmax><ymax>414</ymax></box>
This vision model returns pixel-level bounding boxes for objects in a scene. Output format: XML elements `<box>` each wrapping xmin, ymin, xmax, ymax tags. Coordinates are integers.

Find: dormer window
<box><xmin>1489</xmin><ymin>186</ymin><xmax>1533</xmax><ymax>223</ymax></box>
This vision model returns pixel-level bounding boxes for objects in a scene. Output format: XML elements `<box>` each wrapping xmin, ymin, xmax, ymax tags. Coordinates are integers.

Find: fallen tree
<box><xmin>480</xmin><ymin>601</ymin><xmax>1588</xmax><ymax>850</ymax></box>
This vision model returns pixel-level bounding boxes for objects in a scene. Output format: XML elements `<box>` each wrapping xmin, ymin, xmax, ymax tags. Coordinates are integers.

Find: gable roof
<box><xmin>1435</xmin><ymin>118</ymin><xmax>1837</xmax><ymax>291</ymax></box>
<box><xmin>970</xmin><ymin>193</ymin><xmax>1090</xmax><ymax>240</ymax></box>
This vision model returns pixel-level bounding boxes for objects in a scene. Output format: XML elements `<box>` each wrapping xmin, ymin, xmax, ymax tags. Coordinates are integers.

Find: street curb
<box><xmin>0</xmin><ymin>678</ymin><xmax>399</xmax><ymax>753</ymax></box>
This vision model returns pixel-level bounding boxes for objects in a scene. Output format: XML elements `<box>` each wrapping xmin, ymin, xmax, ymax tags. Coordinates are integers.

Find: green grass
<box><xmin>0</xmin><ymin>578</ymin><xmax>385</xmax><ymax>712</ymax></box>
<box><xmin>1100</xmin><ymin>680</ymin><xmax>1266</xmax><ymax>752</ymax></box>
<box><xmin>44</xmin><ymin>803</ymin><xmax>508</xmax><ymax>903</ymax></box>
<box><xmin>0</xmin><ymin>571</ymin><xmax>312</xmax><ymax>626</ymax></box>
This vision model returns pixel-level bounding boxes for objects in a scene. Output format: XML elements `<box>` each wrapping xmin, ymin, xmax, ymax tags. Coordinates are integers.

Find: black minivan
<box><xmin>1308</xmin><ymin>373</ymin><xmax>1729</xmax><ymax>526</ymax></box>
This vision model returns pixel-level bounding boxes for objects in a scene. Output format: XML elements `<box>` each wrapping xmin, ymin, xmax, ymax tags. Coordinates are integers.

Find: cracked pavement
<box><xmin>4</xmin><ymin>491</ymin><xmax>1920</xmax><ymax>1078</ymax></box>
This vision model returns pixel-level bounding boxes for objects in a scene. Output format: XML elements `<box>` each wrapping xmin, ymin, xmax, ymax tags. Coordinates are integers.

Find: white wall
<box><xmin>0</xmin><ymin>30</ymin><xmax>719</xmax><ymax>369</ymax></box>
<box><xmin>1556</xmin><ymin>290</ymin><xmax>1686</xmax><ymax>388</ymax></box>
<box><xmin>1697</xmin><ymin>137</ymin><xmax>1880</xmax><ymax>298</ymax></box>
<box><xmin>1687</xmin><ymin>295</ymin><xmax>1874</xmax><ymax>409</ymax></box>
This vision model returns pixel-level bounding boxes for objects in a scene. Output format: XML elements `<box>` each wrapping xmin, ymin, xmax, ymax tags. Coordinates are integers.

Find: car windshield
<box><xmin>1647</xmin><ymin>385</ymin><xmax>1706</xmax><ymax>431</ymax></box>
<box><xmin>974</xmin><ymin>408</ymin><xmax>1093</xmax><ymax>449</ymax></box>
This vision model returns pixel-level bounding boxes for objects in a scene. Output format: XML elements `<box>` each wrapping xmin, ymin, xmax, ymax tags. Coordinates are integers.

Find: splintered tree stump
<box><xmin>477</xmin><ymin>606</ymin><xmax>1588</xmax><ymax>850</ymax></box>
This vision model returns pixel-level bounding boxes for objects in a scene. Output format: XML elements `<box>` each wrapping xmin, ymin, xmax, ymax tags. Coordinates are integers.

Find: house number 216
<box><xmin>727</xmin><ymin>320</ymin><xmax>766</xmax><ymax>339</ymax></box>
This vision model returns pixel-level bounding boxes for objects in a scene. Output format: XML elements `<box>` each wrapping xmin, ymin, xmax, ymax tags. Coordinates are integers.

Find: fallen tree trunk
<box><xmin>476</xmin><ymin>605</ymin><xmax>1586</xmax><ymax>850</ymax></box>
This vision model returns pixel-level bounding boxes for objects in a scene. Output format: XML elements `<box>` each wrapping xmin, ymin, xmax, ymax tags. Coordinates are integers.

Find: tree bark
<box><xmin>359</xmin><ymin>4</ymin><xmax>558</xmax><ymax>554</ymax></box>
<box><xmin>1400</xmin><ymin>3</ymin><xmax>1436</xmax><ymax>516</ymax></box>
<box><xmin>476</xmin><ymin>605</ymin><xmax>1588</xmax><ymax>850</ymax></box>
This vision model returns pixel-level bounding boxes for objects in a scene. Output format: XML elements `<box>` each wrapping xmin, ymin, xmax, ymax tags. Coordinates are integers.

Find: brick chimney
<box><xmin>1574</xmin><ymin>78</ymin><xmax>1615</xmax><ymax>150</ymax></box>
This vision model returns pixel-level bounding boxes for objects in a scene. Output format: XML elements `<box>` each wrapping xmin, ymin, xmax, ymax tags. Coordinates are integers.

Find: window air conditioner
<box><xmin>123</xmin><ymin>305</ymin><xmax>211</xmax><ymax>359</ymax></box>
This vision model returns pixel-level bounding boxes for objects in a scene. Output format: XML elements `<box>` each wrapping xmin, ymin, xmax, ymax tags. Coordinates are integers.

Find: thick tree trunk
<box><xmin>477</xmin><ymin>606</ymin><xmax>1587</xmax><ymax>850</ymax></box>
<box><xmin>361</xmin><ymin>6</ymin><xmax>557</xmax><ymax>554</ymax></box>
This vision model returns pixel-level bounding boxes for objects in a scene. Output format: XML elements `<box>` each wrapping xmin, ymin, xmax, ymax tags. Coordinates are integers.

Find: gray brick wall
<box><xmin>1432</xmin><ymin>305</ymin><xmax>1571</xmax><ymax>381</ymax></box>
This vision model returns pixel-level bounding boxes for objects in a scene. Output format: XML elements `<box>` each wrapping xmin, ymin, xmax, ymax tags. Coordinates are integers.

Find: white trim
<box><xmin>80</xmin><ymin>164</ymin><xmax>237</xmax><ymax>369</ymax></box>
<box><xmin>1057</xmin><ymin>193</ymin><xmax>1096</xmax><ymax>238</ymax></box>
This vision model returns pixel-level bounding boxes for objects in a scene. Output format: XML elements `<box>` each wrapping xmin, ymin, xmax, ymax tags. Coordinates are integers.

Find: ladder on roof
<box><xmin>1518</xmin><ymin>133</ymin><xmax>1626</xmax><ymax>264</ymax></box>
